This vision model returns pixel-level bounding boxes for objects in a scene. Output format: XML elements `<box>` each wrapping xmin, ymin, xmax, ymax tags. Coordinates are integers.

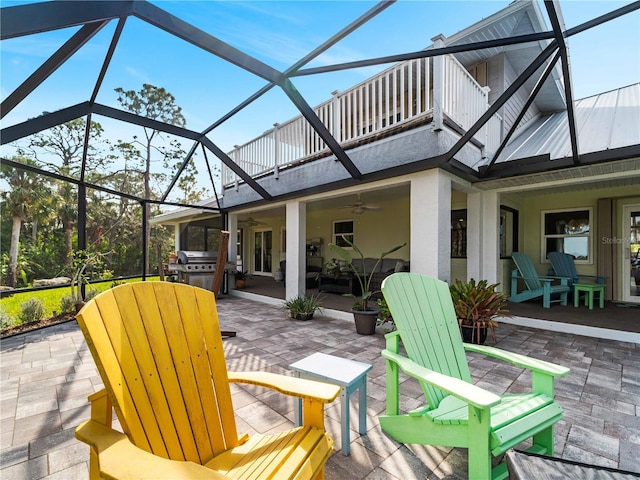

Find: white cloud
<box><xmin>124</xmin><ymin>66</ymin><xmax>151</xmax><ymax>83</ymax></box>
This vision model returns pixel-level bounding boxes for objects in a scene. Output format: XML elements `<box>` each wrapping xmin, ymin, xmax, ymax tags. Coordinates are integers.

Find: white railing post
<box><xmin>431</xmin><ymin>34</ymin><xmax>446</xmax><ymax>132</ymax></box>
<box><xmin>233</xmin><ymin>145</ymin><xmax>240</xmax><ymax>191</ymax></box>
<box><xmin>331</xmin><ymin>90</ymin><xmax>340</xmax><ymax>143</ymax></box>
<box><xmin>481</xmin><ymin>87</ymin><xmax>490</xmax><ymax>158</ymax></box>
<box><xmin>273</xmin><ymin>123</ymin><xmax>280</xmax><ymax>179</ymax></box>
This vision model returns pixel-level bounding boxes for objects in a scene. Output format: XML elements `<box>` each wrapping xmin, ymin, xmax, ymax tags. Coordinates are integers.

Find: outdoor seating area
<box><xmin>1</xmin><ymin>293</ymin><xmax>638</xmax><ymax>479</ymax></box>
<box><xmin>509</xmin><ymin>253</ymin><xmax>571</xmax><ymax>309</ymax></box>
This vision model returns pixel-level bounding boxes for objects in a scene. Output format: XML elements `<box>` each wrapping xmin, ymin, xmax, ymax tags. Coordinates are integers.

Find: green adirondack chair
<box><xmin>509</xmin><ymin>252</ymin><xmax>570</xmax><ymax>308</ymax></box>
<box><xmin>380</xmin><ymin>273</ymin><xmax>570</xmax><ymax>480</ymax></box>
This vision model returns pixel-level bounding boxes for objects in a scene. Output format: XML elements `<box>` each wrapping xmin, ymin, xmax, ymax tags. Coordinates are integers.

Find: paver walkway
<box><xmin>1</xmin><ymin>296</ymin><xmax>639</xmax><ymax>479</ymax></box>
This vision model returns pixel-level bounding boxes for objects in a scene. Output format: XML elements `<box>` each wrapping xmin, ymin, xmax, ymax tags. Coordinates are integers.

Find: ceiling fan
<box><xmin>342</xmin><ymin>193</ymin><xmax>382</xmax><ymax>215</ymax></box>
<box><xmin>238</xmin><ymin>216</ymin><xmax>267</xmax><ymax>227</ymax></box>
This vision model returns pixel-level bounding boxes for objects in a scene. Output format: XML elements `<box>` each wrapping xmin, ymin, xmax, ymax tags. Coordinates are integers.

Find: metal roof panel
<box><xmin>496</xmin><ymin>83</ymin><xmax>640</xmax><ymax>165</ymax></box>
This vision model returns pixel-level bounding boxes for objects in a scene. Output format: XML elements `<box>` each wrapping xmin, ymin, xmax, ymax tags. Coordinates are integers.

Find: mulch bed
<box><xmin>1</xmin><ymin>313</ymin><xmax>76</xmax><ymax>338</ymax></box>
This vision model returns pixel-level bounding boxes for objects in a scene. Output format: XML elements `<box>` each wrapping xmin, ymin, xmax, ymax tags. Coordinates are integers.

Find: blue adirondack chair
<box><xmin>548</xmin><ymin>252</ymin><xmax>605</xmax><ymax>289</ymax></box>
<box><xmin>380</xmin><ymin>273</ymin><xmax>570</xmax><ymax>480</ymax></box>
<box><xmin>509</xmin><ymin>252</ymin><xmax>570</xmax><ymax>308</ymax></box>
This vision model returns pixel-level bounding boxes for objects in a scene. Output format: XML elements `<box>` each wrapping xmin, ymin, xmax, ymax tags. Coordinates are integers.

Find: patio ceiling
<box><xmin>1</xmin><ymin>0</ymin><xmax>639</xmax><ymax>211</ymax></box>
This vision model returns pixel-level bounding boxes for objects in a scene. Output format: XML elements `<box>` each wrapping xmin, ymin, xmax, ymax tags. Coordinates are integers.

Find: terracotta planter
<box><xmin>235</xmin><ymin>279</ymin><xmax>246</xmax><ymax>289</ymax></box>
<box><xmin>460</xmin><ymin>324</ymin><xmax>488</xmax><ymax>344</ymax></box>
<box><xmin>352</xmin><ymin>308</ymin><xmax>379</xmax><ymax>335</ymax></box>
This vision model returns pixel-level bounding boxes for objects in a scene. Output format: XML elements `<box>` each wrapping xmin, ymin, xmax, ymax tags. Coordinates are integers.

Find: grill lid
<box><xmin>177</xmin><ymin>250</ymin><xmax>218</xmax><ymax>264</ymax></box>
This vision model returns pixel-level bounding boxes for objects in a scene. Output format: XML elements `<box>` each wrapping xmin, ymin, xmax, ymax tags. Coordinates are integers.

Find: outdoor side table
<box><xmin>573</xmin><ymin>283</ymin><xmax>605</xmax><ymax>309</ymax></box>
<box><xmin>289</xmin><ymin>352</ymin><xmax>373</xmax><ymax>456</ymax></box>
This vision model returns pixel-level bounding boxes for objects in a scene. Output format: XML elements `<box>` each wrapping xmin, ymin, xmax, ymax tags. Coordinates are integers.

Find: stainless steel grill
<box><xmin>168</xmin><ymin>250</ymin><xmax>218</xmax><ymax>290</ymax></box>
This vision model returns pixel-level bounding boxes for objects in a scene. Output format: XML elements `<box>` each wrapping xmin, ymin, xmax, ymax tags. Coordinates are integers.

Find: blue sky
<box><xmin>1</xmin><ymin>0</ymin><xmax>638</xmax><ymax>199</ymax></box>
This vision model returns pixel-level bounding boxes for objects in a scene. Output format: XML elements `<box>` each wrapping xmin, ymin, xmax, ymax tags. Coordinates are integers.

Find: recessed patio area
<box><xmin>236</xmin><ymin>275</ymin><xmax>640</xmax><ymax>339</ymax></box>
<box><xmin>1</xmin><ymin>295</ymin><xmax>638</xmax><ymax>479</ymax></box>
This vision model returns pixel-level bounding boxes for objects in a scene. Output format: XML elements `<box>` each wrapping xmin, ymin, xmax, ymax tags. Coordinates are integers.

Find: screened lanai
<box><xmin>2</xmin><ymin>3</ymin><xmax>640</xmax><ymax>479</ymax></box>
<box><xmin>1</xmin><ymin>0</ymin><xmax>639</xmax><ymax>293</ymax></box>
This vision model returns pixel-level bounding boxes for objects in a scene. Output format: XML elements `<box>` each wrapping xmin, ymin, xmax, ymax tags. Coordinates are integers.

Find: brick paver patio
<box><xmin>1</xmin><ymin>296</ymin><xmax>639</xmax><ymax>479</ymax></box>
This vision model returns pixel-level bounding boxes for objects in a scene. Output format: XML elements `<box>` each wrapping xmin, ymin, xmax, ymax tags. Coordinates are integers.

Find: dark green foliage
<box><xmin>328</xmin><ymin>236</ymin><xmax>406</xmax><ymax>311</ymax></box>
<box><xmin>282</xmin><ymin>294</ymin><xmax>323</xmax><ymax>319</ymax></box>
<box><xmin>376</xmin><ymin>297</ymin><xmax>395</xmax><ymax>331</ymax></box>
<box><xmin>234</xmin><ymin>270</ymin><xmax>249</xmax><ymax>280</ymax></box>
<box><xmin>60</xmin><ymin>294</ymin><xmax>77</xmax><ymax>314</ymax></box>
<box><xmin>1</xmin><ymin>86</ymin><xmax>201</xmax><ymax>289</ymax></box>
<box><xmin>19</xmin><ymin>298</ymin><xmax>45</xmax><ymax>324</ymax></box>
<box><xmin>449</xmin><ymin>278</ymin><xmax>510</xmax><ymax>342</ymax></box>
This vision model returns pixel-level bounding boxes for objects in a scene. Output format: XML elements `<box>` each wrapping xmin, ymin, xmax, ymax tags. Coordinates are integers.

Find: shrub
<box><xmin>60</xmin><ymin>294</ymin><xmax>78</xmax><ymax>314</ymax></box>
<box><xmin>282</xmin><ymin>294</ymin><xmax>323</xmax><ymax>319</ymax></box>
<box><xmin>0</xmin><ymin>308</ymin><xmax>13</xmax><ymax>330</ymax></box>
<box><xmin>85</xmin><ymin>289</ymin><xmax>98</xmax><ymax>301</ymax></box>
<box><xmin>19</xmin><ymin>298</ymin><xmax>45</xmax><ymax>324</ymax></box>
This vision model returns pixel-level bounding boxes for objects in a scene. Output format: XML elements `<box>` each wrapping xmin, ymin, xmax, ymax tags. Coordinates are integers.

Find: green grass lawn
<box><xmin>1</xmin><ymin>277</ymin><xmax>160</xmax><ymax>330</ymax></box>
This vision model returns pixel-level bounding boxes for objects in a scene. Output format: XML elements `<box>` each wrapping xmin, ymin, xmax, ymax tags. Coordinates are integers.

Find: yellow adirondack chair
<box><xmin>75</xmin><ymin>282</ymin><xmax>339</xmax><ymax>480</ymax></box>
<box><xmin>380</xmin><ymin>273</ymin><xmax>570</xmax><ymax>480</ymax></box>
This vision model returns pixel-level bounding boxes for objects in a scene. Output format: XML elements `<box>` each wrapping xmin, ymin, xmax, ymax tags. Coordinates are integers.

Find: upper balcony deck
<box><xmin>222</xmin><ymin>53</ymin><xmax>503</xmax><ymax>188</ymax></box>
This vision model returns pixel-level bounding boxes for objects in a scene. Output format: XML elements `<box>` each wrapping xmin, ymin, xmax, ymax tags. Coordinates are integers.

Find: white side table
<box><xmin>289</xmin><ymin>352</ymin><xmax>373</xmax><ymax>456</ymax></box>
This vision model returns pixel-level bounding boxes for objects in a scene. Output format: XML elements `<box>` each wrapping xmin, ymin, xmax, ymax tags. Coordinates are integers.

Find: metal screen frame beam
<box><xmin>199</xmin><ymin>137</ymin><xmax>273</xmax><ymax>200</ymax></box>
<box><xmin>91</xmin><ymin>104</ymin><xmax>272</xmax><ymax>199</ymax></box>
<box><xmin>0</xmin><ymin>157</ymin><xmax>221</xmax><ymax>212</ymax></box>
<box><xmin>444</xmin><ymin>41</ymin><xmax>559</xmax><ymax>164</ymax></box>
<box><xmin>131</xmin><ymin>1</ymin><xmax>283</xmax><ymax>84</ymax></box>
<box><xmin>280</xmin><ymin>78</ymin><xmax>362</xmax><ymax>179</ymax></box>
<box><xmin>1</xmin><ymin>102</ymin><xmax>91</xmax><ymax>144</ymax></box>
<box><xmin>200</xmin><ymin>1</ymin><xmax>395</xmax><ymax>134</ymax></box>
<box><xmin>294</xmin><ymin>31</ymin><xmax>556</xmax><ymax>76</ymax></box>
<box><xmin>480</xmin><ymin>51</ymin><xmax>562</xmax><ymax>177</ymax></box>
<box><xmin>1</xmin><ymin>21</ymin><xmax>108</xmax><ymax>118</ymax></box>
<box><xmin>545</xmin><ymin>0</ymin><xmax>579</xmax><ymax>164</ymax></box>
<box><xmin>0</xmin><ymin>1</ymin><xmax>133</xmax><ymax>39</ymax></box>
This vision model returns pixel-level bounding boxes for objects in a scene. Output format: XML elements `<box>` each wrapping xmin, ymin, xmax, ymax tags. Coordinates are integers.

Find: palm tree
<box><xmin>0</xmin><ymin>158</ymin><xmax>50</xmax><ymax>287</ymax></box>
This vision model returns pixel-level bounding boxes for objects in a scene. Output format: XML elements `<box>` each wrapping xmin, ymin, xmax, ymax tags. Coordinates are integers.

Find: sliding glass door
<box><xmin>253</xmin><ymin>229</ymin><xmax>273</xmax><ymax>275</ymax></box>
<box><xmin>623</xmin><ymin>204</ymin><xmax>640</xmax><ymax>303</ymax></box>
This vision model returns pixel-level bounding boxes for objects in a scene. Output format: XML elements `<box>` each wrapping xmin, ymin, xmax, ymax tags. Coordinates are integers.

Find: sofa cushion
<box><xmin>352</xmin><ymin>258</ymin><xmax>406</xmax><ymax>274</ymax></box>
<box><xmin>380</xmin><ymin>258</ymin><xmax>403</xmax><ymax>273</ymax></box>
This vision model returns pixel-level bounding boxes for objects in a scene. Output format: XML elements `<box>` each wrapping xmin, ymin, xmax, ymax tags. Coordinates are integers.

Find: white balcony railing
<box><xmin>223</xmin><ymin>54</ymin><xmax>501</xmax><ymax>186</ymax></box>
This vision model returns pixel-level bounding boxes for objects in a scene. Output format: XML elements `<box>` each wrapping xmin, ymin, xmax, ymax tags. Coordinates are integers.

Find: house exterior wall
<box><xmin>486</xmin><ymin>54</ymin><xmax>504</xmax><ymax>110</ymax></box>
<box><xmin>307</xmin><ymin>196</ymin><xmax>411</xmax><ymax>265</ymax></box>
<box><xmin>519</xmin><ymin>185</ymin><xmax>640</xmax><ymax>301</ymax></box>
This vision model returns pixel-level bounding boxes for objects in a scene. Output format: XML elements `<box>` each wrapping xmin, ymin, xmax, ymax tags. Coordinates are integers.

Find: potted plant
<box><xmin>282</xmin><ymin>294</ymin><xmax>323</xmax><ymax>320</ymax></box>
<box><xmin>449</xmin><ymin>278</ymin><xmax>510</xmax><ymax>344</ymax></box>
<box><xmin>328</xmin><ymin>236</ymin><xmax>406</xmax><ymax>335</ymax></box>
<box><xmin>376</xmin><ymin>296</ymin><xmax>395</xmax><ymax>332</ymax></box>
<box><xmin>234</xmin><ymin>270</ymin><xmax>249</xmax><ymax>289</ymax></box>
<box><xmin>324</xmin><ymin>259</ymin><xmax>342</xmax><ymax>278</ymax></box>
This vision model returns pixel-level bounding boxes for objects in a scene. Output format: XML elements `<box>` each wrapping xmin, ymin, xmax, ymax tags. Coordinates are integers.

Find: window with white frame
<box><xmin>333</xmin><ymin>220</ymin><xmax>354</xmax><ymax>247</ymax></box>
<box><xmin>542</xmin><ymin>208</ymin><xmax>592</xmax><ymax>263</ymax></box>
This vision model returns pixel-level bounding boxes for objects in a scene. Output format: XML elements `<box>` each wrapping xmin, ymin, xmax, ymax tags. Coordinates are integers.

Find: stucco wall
<box><xmin>519</xmin><ymin>186</ymin><xmax>640</xmax><ymax>299</ymax></box>
<box><xmin>307</xmin><ymin>195</ymin><xmax>411</xmax><ymax>265</ymax></box>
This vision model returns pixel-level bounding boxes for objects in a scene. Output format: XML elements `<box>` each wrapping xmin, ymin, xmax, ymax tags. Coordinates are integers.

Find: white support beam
<box><xmin>467</xmin><ymin>191</ymin><xmax>500</xmax><ymax>285</ymax></box>
<box><xmin>285</xmin><ymin>201</ymin><xmax>306</xmax><ymax>299</ymax></box>
<box><xmin>410</xmin><ymin>169</ymin><xmax>451</xmax><ymax>282</ymax></box>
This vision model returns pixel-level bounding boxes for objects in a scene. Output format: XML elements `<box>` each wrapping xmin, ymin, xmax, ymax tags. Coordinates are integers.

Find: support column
<box><xmin>286</xmin><ymin>201</ymin><xmax>306</xmax><ymax>299</ymax></box>
<box><xmin>466</xmin><ymin>191</ymin><xmax>500</xmax><ymax>285</ymax></box>
<box><xmin>411</xmin><ymin>169</ymin><xmax>451</xmax><ymax>282</ymax></box>
<box><xmin>228</xmin><ymin>214</ymin><xmax>238</xmax><ymax>289</ymax></box>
